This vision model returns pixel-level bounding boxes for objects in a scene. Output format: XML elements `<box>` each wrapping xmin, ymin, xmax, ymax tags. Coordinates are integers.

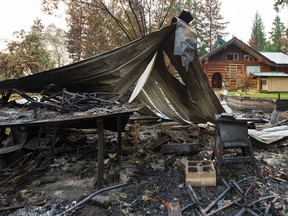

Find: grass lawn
<box><xmin>226</xmin><ymin>91</ymin><xmax>288</xmax><ymax>99</ymax></box>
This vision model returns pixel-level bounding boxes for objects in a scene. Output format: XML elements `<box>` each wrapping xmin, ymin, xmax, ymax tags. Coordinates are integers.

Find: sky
<box><xmin>221</xmin><ymin>0</ymin><xmax>288</xmax><ymax>42</ymax></box>
<box><xmin>0</xmin><ymin>0</ymin><xmax>287</xmax><ymax>51</ymax></box>
<box><xmin>0</xmin><ymin>0</ymin><xmax>66</xmax><ymax>50</ymax></box>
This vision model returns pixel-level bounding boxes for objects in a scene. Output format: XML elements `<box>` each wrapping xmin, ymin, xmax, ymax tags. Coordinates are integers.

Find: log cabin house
<box><xmin>200</xmin><ymin>37</ymin><xmax>288</xmax><ymax>92</ymax></box>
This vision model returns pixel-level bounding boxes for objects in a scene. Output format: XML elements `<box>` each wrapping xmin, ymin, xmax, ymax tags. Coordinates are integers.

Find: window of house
<box><xmin>244</xmin><ymin>54</ymin><xmax>254</xmax><ymax>61</ymax></box>
<box><xmin>246</xmin><ymin>66</ymin><xmax>260</xmax><ymax>74</ymax></box>
<box><xmin>226</xmin><ymin>53</ymin><xmax>239</xmax><ymax>61</ymax></box>
<box><xmin>262</xmin><ymin>79</ymin><xmax>267</xmax><ymax>85</ymax></box>
<box><xmin>270</xmin><ymin>65</ymin><xmax>283</xmax><ymax>71</ymax></box>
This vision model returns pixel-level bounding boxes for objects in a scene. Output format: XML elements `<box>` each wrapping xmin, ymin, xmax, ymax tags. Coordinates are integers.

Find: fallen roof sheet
<box><xmin>0</xmin><ymin>14</ymin><xmax>224</xmax><ymax>124</ymax></box>
<box><xmin>249</xmin><ymin>125</ymin><xmax>288</xmax><ymax>144</ymax></box>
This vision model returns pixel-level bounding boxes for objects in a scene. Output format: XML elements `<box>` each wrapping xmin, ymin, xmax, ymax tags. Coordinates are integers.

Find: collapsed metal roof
<box><xmin>0</xmin><ymin>14</ymin><xmax>224</xmax><ymax>124</ymax></box>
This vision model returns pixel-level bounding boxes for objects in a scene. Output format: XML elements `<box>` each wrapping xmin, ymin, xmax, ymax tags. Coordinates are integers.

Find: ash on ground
<box><xmin>0</xmin><ymin>111</ymin><xmax>287</xmax><ymax>216</ymax></box>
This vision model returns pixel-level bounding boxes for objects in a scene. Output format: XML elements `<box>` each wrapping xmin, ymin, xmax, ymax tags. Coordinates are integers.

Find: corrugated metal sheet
<box><xmin>260</xmin><ymin>52</ymin><xmax>288</xmax><ymax>64</ymax></box>
<box><xmin>0</xmin><ymin>17</ymin><xmax>224</xmax><ymax>124</ymax></box>
<box><xmin>254</xmin><ymin>72</ymin><xmax>288</xmax><ymax>77</ymax></box>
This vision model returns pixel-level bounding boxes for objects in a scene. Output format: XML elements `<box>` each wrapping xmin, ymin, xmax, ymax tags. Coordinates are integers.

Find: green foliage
<box><xmin>248</xmin><ymin>12</ymin><xmax>288</xmax><ymax>54</ymax></box>
<box><xmin>269</xmin><ymin>15</ymin><xmax>286</xmax><ymax>52</ymax></box>
<box><xmin>283</xmin><ymin>28</ymin><xmax>288</xmax><ymax>53</ymax></box>
<box><xmin>248</xmin><ymin>12</ymin><xmax>267</xmax><ymax>51</ymax></box>
<box><xmin>236</xmin><ymin>70</ymin><xmax>254</xmax><ymax>93</ymax></box>
<box><xmin>0</xmin><ymin>19</ymin><xmax>55</xmax><ymax>79</ymax></box>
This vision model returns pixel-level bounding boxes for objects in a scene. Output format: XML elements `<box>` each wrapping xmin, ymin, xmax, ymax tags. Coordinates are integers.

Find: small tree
<box><xmin>0</xmin><ymin>19</ymin><xmax>55</xmax><ymax>78</ymax></box>
<box><xmin>236</xmin><ymin>70</ymin><xmax>254</xmax><ymax>93</ymax></box>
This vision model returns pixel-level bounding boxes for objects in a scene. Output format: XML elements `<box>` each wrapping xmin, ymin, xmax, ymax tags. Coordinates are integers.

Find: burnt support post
<box><xmin>0</xmin><ymin>128</ymin><xmax>5</xmax><ymax>145</ymax></box>
<box><xmin>51</xmin><ymin>124</ymin><xmax>58</xmax><ymax>163</ymax></box>
<box><xmin>97</xmin><ymin>118</ymin><xmax>104</xmax><ymax>190</ymax></box>
<box><xmin>37</xmin><ymin>126</ymin><xmax>44</xmax><ymax>146</ymax></box>
<box><xmin>117</xmin><ymin>115</ymin><xmax>122</xmax><ymax>163</ymax></box>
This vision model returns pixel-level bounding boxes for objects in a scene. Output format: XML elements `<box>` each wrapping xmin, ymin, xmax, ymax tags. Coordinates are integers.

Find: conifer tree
<box><xmin>202</xmin><ymin>0</ymin><xmax>228</xmax><ymax>51</ymax></box>
<box><xmin>248</xmin><ymin>12</ymin><xmax>267</xmax><ymax>51</ymax></box>
<box><xmin>269</xmin><ymin>15</ymin><xmax>285</xmax><ymax>52</ymax></box>
<box><xmin>283</xmin><ymin>28</ymin><xmax>288</xmax><ymax>54</ymax></box>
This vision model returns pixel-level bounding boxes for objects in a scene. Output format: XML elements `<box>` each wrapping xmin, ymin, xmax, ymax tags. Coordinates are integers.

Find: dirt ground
<box><xmin>0</xmin><ymin>110</ymin><xmax>288</xmax><ymax>216</ymax></box>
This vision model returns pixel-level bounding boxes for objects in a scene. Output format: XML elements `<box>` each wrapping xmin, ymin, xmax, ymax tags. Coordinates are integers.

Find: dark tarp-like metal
<box><xmin>0</xmin><ymin>17</ymin><xmax>224</xmax><ymax>124</ymax></box>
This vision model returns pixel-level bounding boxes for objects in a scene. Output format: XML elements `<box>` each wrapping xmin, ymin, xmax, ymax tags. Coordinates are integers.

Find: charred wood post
<box><xmin>117</xmin><ymin>116</ymin><xmax>122</xmax><ymax>172</ymax></box>
<box><xmin>97</xmin><ymin>118</ymin><xmax>104</xmax><ymax>190</ymax></box>
<box><xmin>51</xmin><ymin>124</ymin><xmax>58</xmax><ymax>163</ymax></box>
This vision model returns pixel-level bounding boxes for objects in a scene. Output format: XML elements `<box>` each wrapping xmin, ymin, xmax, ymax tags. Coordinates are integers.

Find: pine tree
<box><xmin>269</xmin><ymin>15</ymin><xmax>285</xmax><ymax>52</ymax></box>
<box><xmin>248</xmin><ymin>12</ymin><xmax>267</xmax><ymax>51</ymax></box>
<box><xmin>202</xmin><ymin>0</ymin><xmax>228</xmax><ymax>51</ymax></box>
<box><xmin>283</xmin><ymin>28</ymin><xmax>288</xmax><ymax>54</ymax></box>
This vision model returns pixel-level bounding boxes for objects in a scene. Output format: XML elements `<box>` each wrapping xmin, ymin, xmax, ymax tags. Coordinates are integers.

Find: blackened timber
<box><xmin>0</xmin><ymin>105</ymin><xmax>144</xmax><ymax>132</ymax></box>
<box><xmin>97</xmin><ymin>118</ymin><xmax>104</xmax><ymax>190</ymax></box>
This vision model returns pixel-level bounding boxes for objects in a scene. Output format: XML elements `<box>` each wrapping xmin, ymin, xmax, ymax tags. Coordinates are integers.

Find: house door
<box><xmin>212</xmin><ymin>72</ymin><xmax>222</xmax><ymax>88</ymax></box>
<box><xmin>261</xmin><ymin>79</ymin><xmax>268</xmax><ymax>90</ymax></box>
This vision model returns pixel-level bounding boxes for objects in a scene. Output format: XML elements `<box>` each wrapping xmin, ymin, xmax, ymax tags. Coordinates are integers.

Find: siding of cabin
<box><xmin>202</xmin><ymin>43</ymin><xmax>288</xmax><ymax>91</ymax></box>
<box><xmin>258</xmin><ymin>77</ymin><xmax>288</xmax><ymax>92</ymax></box>
<box><xmin>202</xmin><ymin>45</ymin><xmax>268</xmax><ymax>90</ymax></box>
